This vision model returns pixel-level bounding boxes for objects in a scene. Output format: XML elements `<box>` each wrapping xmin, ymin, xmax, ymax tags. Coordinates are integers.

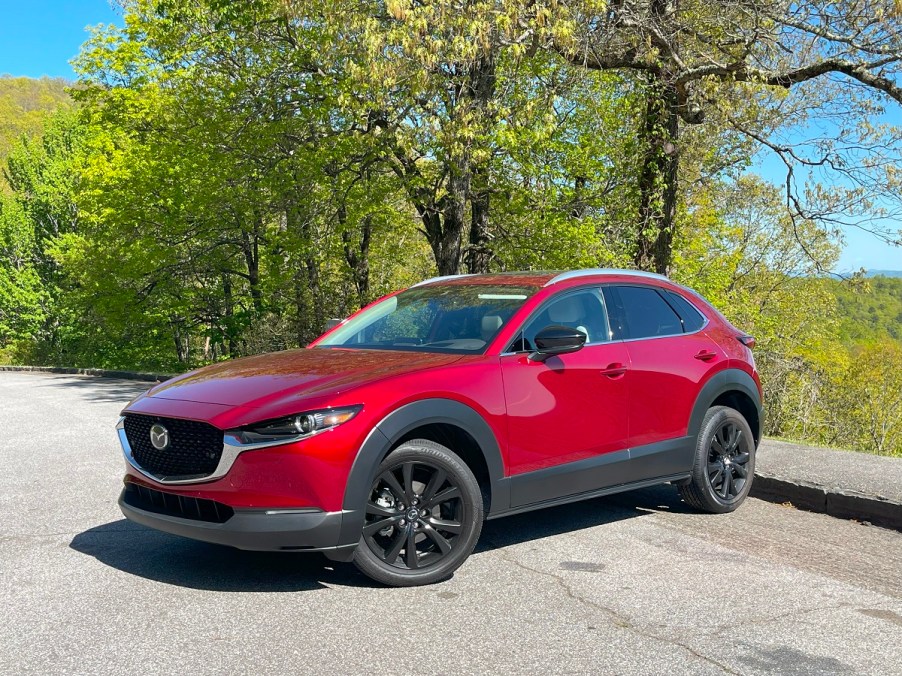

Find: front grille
<box><xmin>122</xmin><ymin>481</ymin><xmax>234</xmax><ymax>523</ymax></box>
<box><xmin>123</xmin><ymin>414</ymin><xmax>224</xmax><ymax>480</ymax></box>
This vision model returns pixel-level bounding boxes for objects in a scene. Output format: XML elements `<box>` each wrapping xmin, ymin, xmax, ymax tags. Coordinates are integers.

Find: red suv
<box><xmin>118</xmin><ymin>269</ymin><xmax>762</xmax><ymax>586</ymax></box>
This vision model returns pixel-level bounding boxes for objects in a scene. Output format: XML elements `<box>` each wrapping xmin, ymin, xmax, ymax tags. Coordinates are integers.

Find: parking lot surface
<box><xmin>2</xmin><ymin>372</ymin><xmax>901</xmax><ymax>675</ymax></box>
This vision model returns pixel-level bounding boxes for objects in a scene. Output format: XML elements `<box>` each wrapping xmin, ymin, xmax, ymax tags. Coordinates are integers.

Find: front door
<box><xmin>500</xmin><ymin>287</ymin><xmax>631</xmax><ymax>506</ymax></box>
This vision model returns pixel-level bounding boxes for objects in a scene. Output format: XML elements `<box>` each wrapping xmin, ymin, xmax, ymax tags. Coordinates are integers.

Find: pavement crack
<box><xmin>487</xmin><ymin>541</ymin><xmax>741</xmax><ymax>675</ymax></box>
<box><xmin>712</xmin><ymin>603</ymin><xmax>846</xmax><ymax>635</ymax></box>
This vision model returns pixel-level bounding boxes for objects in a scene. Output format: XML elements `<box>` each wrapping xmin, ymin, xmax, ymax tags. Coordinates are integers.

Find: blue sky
<box><xmin>754</xmin><ymin>150</ymin><xmax>902</xmax><ymax>273</ymax></box>
<box><xmin>0</xmin><ymin>0</ymin><xmax>899</xmax><ymax>272</ymax></box>
<box><xmin>0</xmin><ymin>1</ymin><xmax>120</xmax><ymax>79</ymax></box>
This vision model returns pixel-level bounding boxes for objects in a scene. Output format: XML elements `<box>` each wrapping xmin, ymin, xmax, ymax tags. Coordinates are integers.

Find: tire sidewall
<box><xmin>696</xmin><ymin>406</ymin><xmax>756</xmax><ymax>510</ymax></box>
<box><xmin>353</xmin><ymin>440</ymin><xmax>483</xmax><ymax>586</ymax></box>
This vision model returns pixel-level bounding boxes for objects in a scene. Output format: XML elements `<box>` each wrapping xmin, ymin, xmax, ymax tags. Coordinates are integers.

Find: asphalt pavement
<box><xmin>2</xmin><ymin>372</ymin><xmax>901</xmax><ymax>675</ymax></box>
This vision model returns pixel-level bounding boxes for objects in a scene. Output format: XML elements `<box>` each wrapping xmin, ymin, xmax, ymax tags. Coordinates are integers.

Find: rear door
<box><xmin>604</xmin><ymin>284</ymin><xmax>725</xmax><ymax>450</ymax></box>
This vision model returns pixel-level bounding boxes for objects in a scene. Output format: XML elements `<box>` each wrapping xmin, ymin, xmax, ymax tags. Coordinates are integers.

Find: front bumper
<box><xmin>118</xmin><ymin>484</ymin><xmax>357</xmax><ymax>561</ymax></box>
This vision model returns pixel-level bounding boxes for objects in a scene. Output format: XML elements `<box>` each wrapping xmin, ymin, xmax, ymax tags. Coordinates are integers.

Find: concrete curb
<box><xmin>0</xmin><ymin>365</ymin><xmax>172</xmax><ymax>383</ymax></box>
<box><xmin>751</xmin><ymin>473</ymin><xmax>902</xmax><ymax>532</ymax></box>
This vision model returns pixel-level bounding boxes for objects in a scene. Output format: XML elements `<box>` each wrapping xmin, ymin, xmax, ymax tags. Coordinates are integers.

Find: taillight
<box><xmin>737</xmin><ymin>335</ymin><xmax>756</xmax><ymax>349</ymax></box>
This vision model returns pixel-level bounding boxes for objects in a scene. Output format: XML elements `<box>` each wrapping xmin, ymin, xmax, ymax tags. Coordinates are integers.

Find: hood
<box><xmin>143</xmin><ymin>348</ymin><xmax>463</xmax><ymax>408</ymax></box>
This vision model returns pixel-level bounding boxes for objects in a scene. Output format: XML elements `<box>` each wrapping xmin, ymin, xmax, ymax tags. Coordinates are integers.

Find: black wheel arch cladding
<box><xmin>337</xmin><ymin>398</ymin><xmax>505</xmax><ymax>546</ymax></box>
<box><xmin>688</xmin><ymin>368</ymin><xmax>762</xmax><ymax>444</ymax></box>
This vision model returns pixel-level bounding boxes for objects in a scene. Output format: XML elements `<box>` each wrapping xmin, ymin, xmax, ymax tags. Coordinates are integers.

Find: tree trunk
<box><xmin>467</xmin><ymin>171</ymin><xmax>491</xmax><ymax>274</ymax></box>
<box><xmin>423</xmin><ymin>157</ymin><xmax>469</xmax><ymax>276</ymax></box>
<box><xmin>634</xmin><ymin>75</ymin><xmax>680</xmax><ymax>275</ymax></box>
<box><xmin>466</xmin><ymin>53</ymin><xmax>496</xmax><ymax>274</ymax></box>
<box><xmin>170</xmin><ymin>318</ymin><xmax>188</xmax><ymax>364</ymax></box>
<box><xmin>285</xmin><ymin>203</ymin><xmax>315</xmax><ymax>345</ymax></box>
<box><xmin>407</xmin><ymin>51</ymin><xmax>498</xmax><ymax>277</ymax></box>
<box><xmin>223</xmin><ymin>273</ymin><xmax>236</xmax><ymax>358</ymax></box>
<box><xmin>293</xmin><ymin>267</ymin><xmax>307</xmax><ymax>346</ymax></box>
<box><xmin>571</xmin><ymin>176</ymin><xmax>588</xmax><ymax>219</ymax></box>
<box><xmin>240</xmin><ymin>215</ymin><xmax>263</xmax><ymax>315</ymax></box>
<box><xmin>342</xmin><ymin>211</ymin><xmax>371</xmax><ymax>307</ymax></box>
<box><xmin>305</xmin><ymin>253</ymin><xmax>322</xmax><ymax>338</ymax></box>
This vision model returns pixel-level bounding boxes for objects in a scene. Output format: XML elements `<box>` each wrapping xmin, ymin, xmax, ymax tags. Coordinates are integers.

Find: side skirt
<box><xmin>492</xmin><ymin>436</ymin><xmax>695</xmax><ymax>517</ymax></box>
<box><xmin>488</xmin><ymin>472</ymin><xmax>691</xmax><ymax>520</ymax></box>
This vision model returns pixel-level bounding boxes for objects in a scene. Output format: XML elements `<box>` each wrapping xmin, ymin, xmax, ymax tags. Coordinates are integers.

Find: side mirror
<box><xmin>529</xmin><ymin>325</ymin><xmax>587</xmax><ymax>362</ymax></box>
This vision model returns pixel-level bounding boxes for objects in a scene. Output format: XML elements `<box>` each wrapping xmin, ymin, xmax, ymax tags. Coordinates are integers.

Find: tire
<box><xmin>352</xmin><ymin>439</ymin><xmax>483</xmax><ymax>586</ymax></box>
<box><xmin>679</xmin><ymin>406</ymin><xmax>756</xmax><ymax>514</ymax></box>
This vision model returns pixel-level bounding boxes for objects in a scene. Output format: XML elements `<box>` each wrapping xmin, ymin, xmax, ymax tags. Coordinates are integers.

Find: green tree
<box><xmin>65</xmin><ymin>0</ymin><xmax>428</xmax><ymax>362</ymax></box>
<box><xmin>533</xmin><ymin>0</ymin><xmax>902</xmax><ymax>273</ymax></box>
<box><xmin>829</xmin><ymin>341</ymin><xmax>902</xmax><ymax>456</ymax></box>
<box><xmin>673</xmin><ymin>175</ymin><xmax>841</xmax><ymax>438</ymax></box>
<box><xmin>0</xmin><ymin>195</ymin><xmax>46</xmax><ymax>352</ymax></box>
<box><xmin>1</xmin><ymin>111</ymin><xmax>86</xmax><ymax>362</ymax></box>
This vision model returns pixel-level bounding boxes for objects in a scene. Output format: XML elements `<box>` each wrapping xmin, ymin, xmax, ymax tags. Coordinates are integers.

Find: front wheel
<box><xmin>352</xmin><ymin>439</ymin><xmax>483</xmax><ymax>586</ymax></box>
<box><xmin>679</xmin><ymin>406</ymin><xmax>756</xmax><ymax>513</ymax></box>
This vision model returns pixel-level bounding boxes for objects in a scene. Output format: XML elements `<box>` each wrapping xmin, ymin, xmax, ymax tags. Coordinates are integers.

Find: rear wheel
<box><xmin>679</xmin><ymin>406</ymin><xmax>755</xmax><ymax>513</ymax></box>
<box><xmin>352</xmin><ymin>439</ymin><xmax>483</xmax><ymax>586</ymax></box>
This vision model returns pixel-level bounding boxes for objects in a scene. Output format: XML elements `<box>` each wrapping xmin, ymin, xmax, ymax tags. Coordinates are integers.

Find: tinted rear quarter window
<box><xmin>664</xmin><ymin>290</ymin><xmax>706</xmax><ymax>332</ymax></box>
<box><xmin>609</xmin><ymin>285</ymin><xmax>683</xmax><ymax>339</ymax></box>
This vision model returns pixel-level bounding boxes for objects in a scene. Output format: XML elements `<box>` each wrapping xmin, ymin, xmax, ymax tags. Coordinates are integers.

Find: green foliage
<box><xmin>0</xmin><ymin>75</ymin><xmax>73</xmax><ymax>191</ymax></box>
<box><xmin>0</xmin><ymin>194</ymin><xmax>47</xmax><ymax>343</ymax></box>
<box><xmin>830</xmin><ymin>276</ymin><xmax>902</xmax><ymax>344</ymax></box>
<box><xmin>0</xmin><ymin>0</ymin><xmax>899</xmax><ymax>457</ymax></box>
<box><xmin>673</xmin><ymin>177</ymin><xmax>901</xmax><ymax>456</ymax></box>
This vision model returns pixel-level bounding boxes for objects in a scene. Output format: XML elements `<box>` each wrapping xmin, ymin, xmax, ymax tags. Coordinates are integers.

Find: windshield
<box><xmin>317</xmin><ymin>284</ymin><xmax>536</xmax><ymax>353</ymax></box>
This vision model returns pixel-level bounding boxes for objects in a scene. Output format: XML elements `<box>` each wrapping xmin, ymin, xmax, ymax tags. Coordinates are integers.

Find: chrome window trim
<box><xmin>613</xmin><ymin>320</ymin><xmax>709</xmax><ymax>344</ymax></box>
<box><xmin>502</xmin><ymin>319</ymin><xmax>710</xmax><ymax>354</ymax></box>
<box><xmin>544</xmin><ymin>268</ymin><xmax>668</xmax><ymax>286</ymax></box>
<box><xmin>500</xmin><ymin>282</ymin><xmax>710</xmax><ymax>355</ymax></box>
<box><xmin>117</xmin><ymin>417</ymin><xmax>306</xmax><ymax>485</ymax></box>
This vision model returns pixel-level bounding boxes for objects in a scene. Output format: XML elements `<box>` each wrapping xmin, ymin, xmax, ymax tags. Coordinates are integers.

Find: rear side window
<box><xmin>605</xmin><ymin>285</ymin><xmax>683</xmax><ymax>340</ymax></box>
<box><xmin>664</xmin><ymin>290</ymin><xmax>706</xmax><ymax>332</ymax></box>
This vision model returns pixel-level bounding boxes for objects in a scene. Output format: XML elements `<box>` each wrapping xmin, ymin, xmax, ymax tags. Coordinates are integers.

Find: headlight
<box><xmin>231</xmin><ymin>405</ymin><xmax>362</xmax><ymax>445</ymax></box>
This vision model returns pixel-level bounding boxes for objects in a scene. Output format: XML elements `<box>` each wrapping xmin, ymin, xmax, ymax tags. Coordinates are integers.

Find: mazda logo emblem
<box><xmin>149</xmin><ymin>423</ymin><xmax>170</xmax><ymax>450</ymax></box>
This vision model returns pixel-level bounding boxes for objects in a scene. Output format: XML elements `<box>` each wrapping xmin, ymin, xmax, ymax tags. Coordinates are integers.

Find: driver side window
<box><xmin>508</xmin><ymin>288</ymin><xmax>610</xmax><ymax>352</ymax></box>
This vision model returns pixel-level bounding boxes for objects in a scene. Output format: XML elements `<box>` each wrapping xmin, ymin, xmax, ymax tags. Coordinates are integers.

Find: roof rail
<box><xmin>409</xmin><ymin>274</ymin><xmax>476</xmax><ymax>288</ymax></box>
<box><xmin>544</xmin><ymin>268</ymin><xmax>669</xmax><ymax>286</ymax></box>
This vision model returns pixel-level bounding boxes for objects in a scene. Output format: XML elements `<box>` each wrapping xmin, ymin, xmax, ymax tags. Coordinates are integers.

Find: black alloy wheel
<box><xmin>364</xmin><ymin>461</ymin><xmax>463</xmax><ymax>569</ymax></box>
<box><xmin>679</xmin><ymin>405</ymin><xmax>756</xmax><ymax>513</ymax></box>
<box><xmin>353</xmin><ymin>439</ymin><xmax>483</xmax><ymax>586</ymax></box>
<box><xmin>706</xmin><ymin>420</ymin><xmax>752</xmax><ymax>500</ymax></box>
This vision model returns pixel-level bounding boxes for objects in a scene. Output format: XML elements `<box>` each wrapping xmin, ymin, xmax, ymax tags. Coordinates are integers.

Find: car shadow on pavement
<box><xmin>38</xmin><ymin>376</ymin><xmax>150</xmax><ymax>405</ymax></box>
<box><xmin>69</xmin><ymin>520</ymin><xmax>368</xmax><ymax>592</ymax></box>
<box><xmin>477</xmin><ymin>484</ymin><xmax>690</xmax><ymax>553</ymax></box>
<box><xmin>70</xmin><ymin>484</ymin><xmax>690</xmax><ymax>591</ymax></box>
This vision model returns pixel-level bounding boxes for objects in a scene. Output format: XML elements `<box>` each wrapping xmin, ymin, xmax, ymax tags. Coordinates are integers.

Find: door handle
<box><xmin>694</xmin><ymin>350</ymin><xmax>717</xmax><ymax>362</ymax></box>
<box><xmin>600</xmin><ymin>363</ymin><xmax>627</xmax><ymax>377</ymax></box>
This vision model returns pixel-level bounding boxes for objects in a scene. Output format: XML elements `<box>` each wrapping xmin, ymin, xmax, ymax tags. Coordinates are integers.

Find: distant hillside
<box><xmin>866</xmin><ymin>269</ymin><xmax>902</xmax><ymax>278</ymax></box>
<box><xmin>828</xmin><ymin>276</ymin><xmax>902</xmax><ymax>344</ymax></box>
<box><xmin>0</xmin><ymin>75</ymin><xmax>73</xmax><ymax>190</ymax></box>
